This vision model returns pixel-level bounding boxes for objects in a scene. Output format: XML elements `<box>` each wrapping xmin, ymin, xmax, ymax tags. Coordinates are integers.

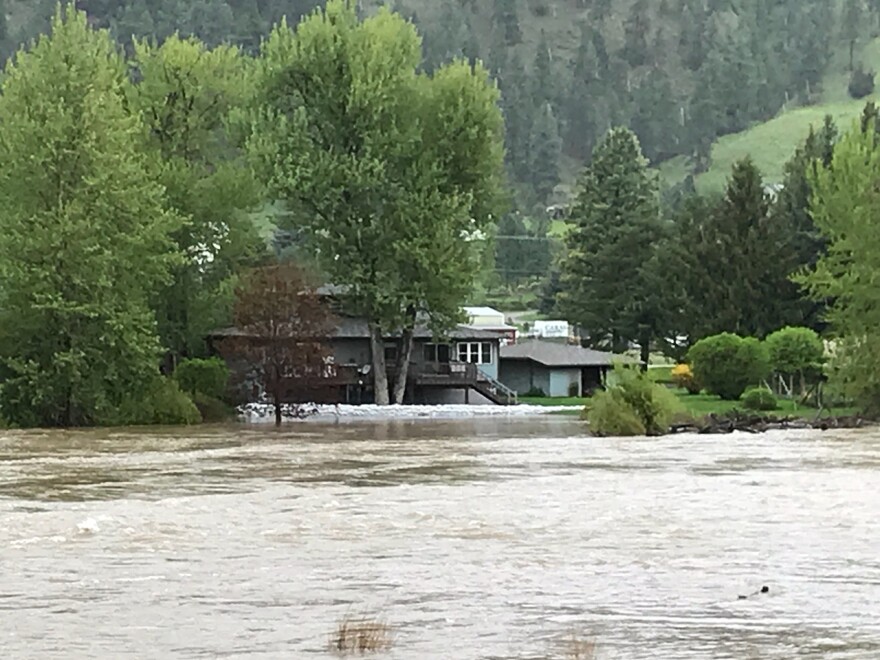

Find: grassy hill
<box><xmin>659</xmin><ymin>37</ymin><xmax>880</xmax><ymax>193</ymax></box>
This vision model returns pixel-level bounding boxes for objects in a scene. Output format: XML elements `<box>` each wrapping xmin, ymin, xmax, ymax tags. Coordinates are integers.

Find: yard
<box><xmin>521</xmin><ymin>390</ymin><xmax>857</xmax><ymax>419</ymax></box>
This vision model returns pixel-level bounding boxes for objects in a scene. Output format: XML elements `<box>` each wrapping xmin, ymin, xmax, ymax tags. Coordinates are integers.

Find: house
<box><xmin>499</xmin><ymin>339</ymin><xmax>630</xmax><ymax>397</ymax></box>
<box><xmin>210</xmin><ymin>314</ymin><xmax>518</xmax><ymax>406</ymax></box>
<box><xmin>462</xmin><ymin>306</ymin><xmax>518</xmax><ymax>344</ymax></box>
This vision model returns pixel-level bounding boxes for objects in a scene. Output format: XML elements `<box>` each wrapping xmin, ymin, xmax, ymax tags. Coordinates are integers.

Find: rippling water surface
<box><xmin>2</xmin><ymin>418</ymin><xmax>880</xmax><ymax>659</ymax></box>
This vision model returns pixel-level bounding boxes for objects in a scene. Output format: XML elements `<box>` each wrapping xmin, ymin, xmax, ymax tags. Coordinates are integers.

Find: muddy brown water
<box><xmin>1</xmin><ymin>418</ymin><xmax>879</xmax><ymax>659</ymax></box>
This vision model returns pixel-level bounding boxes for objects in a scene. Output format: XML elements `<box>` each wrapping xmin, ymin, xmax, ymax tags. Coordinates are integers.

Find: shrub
<box><xmin>193</xmin><ymin>393</ymin><xmax>234</xmax><ymax>423</ymax></box>
<box><xmin>741</xmin><ymin>387</ymin><xmax>779</xmax><ymax>411</ymax></box>
<box><xmin>568</xmin><ymin>381</ymin><xmax>580</xmax><ymax>398</ymax></box>
<box><xmin>332</xmin><ymin>617</ymin><xmax>392</xmax><ymax>654</ymax></box>
<box><xmin>109</xmin><ymin>377</ymin><xmax>201</xmax><ymax>426</ymax></box>
<box><xmin>671</xmin><ymin>363</ymin><xmax>701</xmax><ymax>394</ymax></box>
<box><xmin>586</xmin><ymin>366</ymin><xmax>681</xmax><ymax>436</ymax></box>
<box><xmin>688</xmin><ymin>333</ymin><xmax>770</xmax><ymax>400</ymax></box>
<box><xmin>524</xmin><ymin>386</ymin><xmax>546</xmax><ymax>397</ymax></box>
<box><xmin>764</xmin><ymin>326</ymin><xmax>824</xmax><ymax>382</ymax></box>
<box><xmin>173</xmin><ymin>357</ymin><xmax>229</xmax><ymax>399</ymax></box>
<box><xmin>849</xmin><ymin>64</ymin><xmax>875</xmax><ymax>99</ymax></box>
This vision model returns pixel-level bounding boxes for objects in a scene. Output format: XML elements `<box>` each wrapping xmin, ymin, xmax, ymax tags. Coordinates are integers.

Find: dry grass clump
<box><xmin>561</xmin><ymin>633</ymin><xmax>598</xmax><ymax>660</ymax></box>
<box><xmin>331</xmin><ymin>616</ymin><xmax>393</xmax><ymax>655</ymax></box>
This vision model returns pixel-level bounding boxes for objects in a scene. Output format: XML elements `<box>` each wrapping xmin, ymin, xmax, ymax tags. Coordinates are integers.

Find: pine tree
<box><xmin>558</xmin><ymin>127</ymin><xmax>664</xmax><ymax>361</ymax></box>
<box><xmin>530</xmin><ymin>102</ymin><xmax>562</xmax><ymax>204</ymax></box>
<box><xmin>622</xmin><ymin>0</ymin><xmax>650</xmax><ymax>67</ymax></box>
<box><xmin>492</xmin><ymin>0</ymin><xmax>521</xmax><ymax>45</ymax></box>
<box><xmin>630</xmin><ymin>66</ymin><xmax>678</xmax><ymax>163</ymax></box>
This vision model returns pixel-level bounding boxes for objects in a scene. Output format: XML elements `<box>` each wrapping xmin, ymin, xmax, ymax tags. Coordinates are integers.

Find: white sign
<box><xmin>533</xmin><ymin>320</ymin><xmax>569</xmax><ymax>338</ymax></box>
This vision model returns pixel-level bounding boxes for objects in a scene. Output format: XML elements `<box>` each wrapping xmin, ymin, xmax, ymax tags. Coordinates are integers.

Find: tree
<box><xmin>688</xmin><ymin>333</ymin><xmax>770</xmax><ymax>400</ymax></box>
<box><xmin>131</xmin><ymin>35</ymin><xmax>264</xmax><ymax>368</ymax></box>
<box><xmin>530</xmin><ymin>103</ymin><xmax>562</xmax><ymax>203</ymax></box>
<box><xmin>557</xmin><ymin>127</ymin><xmax>664</xmax><ymax>364</ymax></box>
<box><xmin>219</xmin><ymin>263</ymin><xmax>334</xmax><ymax>425</ymax></box>
<box><xmin>0</xmin><ymin>5</ymin><xmax>180</xmax><ymax>427</ymax></box>
<box><xmin>250</xmin><ymin>1</ymin><xmax>504</xmax><ymax>404</ymax></box>
<box><xmin>800</xmin><ymin>124</ymin><xmax>880</xmax><ymax>411</ymax></box>
<box><xmin>492</xmin><ymin>0</ymin><xmax>521</xmax><ymax>45</ymax></box>
<box><xmin>622</xmin><ymin>0</ymin><xmax>650</xmax><ymax>67</ymax></box>
<box><xmin>674</xmin><ymin>158</ymin><xmax>799</xmax><ymax>342</ymax></box>
<box><xmin>764</xmin><ymin>326</ymin><xmax>825</xmax><ymax>395</ymax></box>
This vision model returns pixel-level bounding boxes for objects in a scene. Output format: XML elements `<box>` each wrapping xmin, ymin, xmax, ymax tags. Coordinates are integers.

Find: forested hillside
<box><xmin>0</xmin><ymin>0</ymin><xmax>868</xmax><ymax>207</ymax></box>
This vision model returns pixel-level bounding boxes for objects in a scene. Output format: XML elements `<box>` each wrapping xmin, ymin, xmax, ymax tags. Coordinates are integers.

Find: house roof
<box><xmin>500</xmin><ymin>340</ymin><xmax>631</xmax><ymax>367</ymax></box>
<box><xmin>210</xmin><ymin>316</ymin><xmax>502</xmax><ymax>342</ymax></box>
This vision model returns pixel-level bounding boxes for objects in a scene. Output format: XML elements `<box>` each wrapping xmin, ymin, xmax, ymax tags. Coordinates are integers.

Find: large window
<box><xmin>423</xmin><ymin>343</ymin><xmax>451</xmax><ymax>363</ymax></box>
<box><xmin>457</xmin><ymin>342</ymin><xmax>492</xmax><ymax>365</ymax></box>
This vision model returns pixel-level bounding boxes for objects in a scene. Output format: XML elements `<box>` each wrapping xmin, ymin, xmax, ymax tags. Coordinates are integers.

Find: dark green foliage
<box><xmin>558</xmin><ymin>128</ymin><xmax>665</xmax><ymax>357</ymax></box>
<box><xmin>741</xmin><ymin>387</ymin><xmax>779</xmax><ymax>412</ymax></box>
<box><xmin>173</xmin><ymin>357</ymin><xmax>229</xmax><ymax>399</ymax></box>
<box><xmin>108</xmin><ymin>378</ymin><xmax>202</xmax><ymax>426</ymax></box>
<box><xmin>849</xmin><ymin>64</ymin><xmax>875</xmax><ymax>98</ymax></box>
<box><xmin>688</xmin><ymin>333</ymin><xmax>771</xmax><ymax>401</ymax></box>
<box><xmin>192</xmin><ymin>392</ymin><xmax>234</xmax><ymax>422</ymax></box>
<box><xmin>524</xmin><ymin>386</ymin><xmax>546</xmax><ymax>397</ymax></box>
<box><xmin>672</xmin><ymin>158</ymin><xmax>802</xmax><ymax>341</ymax></box>
<box><xmin>587</xmin><ymin>366</ymin><xmax>681</xmax><ymax>436</ymax></box>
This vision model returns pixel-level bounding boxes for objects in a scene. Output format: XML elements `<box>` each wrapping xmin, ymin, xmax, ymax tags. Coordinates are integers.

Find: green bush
<box><xmin>173</xmin><ymin>357</ymin><xmax>229</xmax><ymax>399</ymax></box>
<box><xmin>108</xmin><ymin>377</ymin><xmax>201</xmax><ymax>426</ymax></box>
<box><xmin>524</xmin><ymin>386</ymin><xmax>546</xmax><ymax>397</ymax></box>
<box><xmin>688</xmin><ymin>333</ymin><xmax>770</xmax><ymax>401</ymax></box>
<box><xmin>568</xmin><ymin>381</ymin><xmax>580</xmax><ymax>397</ymax></box>
<box><xmin>741</xmin><ymin>387</ymin><xmax>779</xmax><ymax>411</ymax></box>
<box><xmin>764</xmin><ymin>326</ymin><xmax>824</xmax><ymax>380</ymax></box>
<box><xmin>193</xmin><ymin>392</ymin><xmax>235</xmax><ymax>423</ymax></box>
<box><xmin>586</xmin><ymin>366</ymin><xmax>681</xmax><ymax>436</ymax></box>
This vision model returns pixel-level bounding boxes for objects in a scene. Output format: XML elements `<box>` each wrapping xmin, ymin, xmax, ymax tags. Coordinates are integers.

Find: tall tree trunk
<box><xmin>272</xmin><ymin>365</ymin><xmax>282</xmax><ymax>426</ymax></box>
<box><xmin>392</xmin><ymin>307</ymin><xmax>417</xmax><ymax>404</ymax></box>
<box><xmin>639</xmin><ymin>328</ymin><xmax>651</xmax><ymax>373</ymax></box>
<box><xmin>369</xmin><ymin>323</ymin><xmax>390</xmax><ymax>405</ymax></box>
<box><xmin>274</xmin><ymin>397</ymin><xmax>282</xmax><ymax>426</ymax></box>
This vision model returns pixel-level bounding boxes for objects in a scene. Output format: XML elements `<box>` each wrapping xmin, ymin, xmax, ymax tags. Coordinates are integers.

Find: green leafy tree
<box><xmin>800</xmin><ymin>123</ymin><xmax>880</xmax><ymax>412</ymax></box>
<box><xmin>131</xmin><ymin>35</ymin><xmax>263</xmax><ymax>368</ymax></box>
<box><xmin>688</xmin><ymin>333</ymin><xmax>770</xmax><ymax>400</ymax></box>
<box><xmin>251</xmin><ymin>0</ymin><xmax>504</xmax><ymax>404</ymax></box>
<box><xmin>764</xmin><ymin>326</ymin><xmax>825</xmax><ymax>395</ymax></box>
<box><xmin>0</xmin><ymin>5</ymin><xmax>180</xmax><ymax>427</ymax></box>
<box><xmin>558</xmin><ymin>127</ymin><xmax>664</xmax><ymax>363</ymax></box>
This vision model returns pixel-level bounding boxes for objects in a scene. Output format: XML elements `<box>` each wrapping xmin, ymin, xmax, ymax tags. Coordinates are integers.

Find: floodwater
<box><xmin>1</xmin><ymin>418</ymin><xmax>879</xmax><ymax>659</ymax></box>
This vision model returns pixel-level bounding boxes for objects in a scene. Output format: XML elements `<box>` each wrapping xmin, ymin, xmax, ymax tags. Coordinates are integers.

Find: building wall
<box><xmin>418</xmin><ymin>387</ymin><xmax>496</xmax><ymax>405</ymax></box>
<box><xmin>332</xmin><ymin>338</ymin><xmax>372</xmax><ymax>366</ymax></box>
<box><xmin>499</xmin><ymin>360</ymin><xmax>551</xmax><ymax>396</ymax></box>
<box><xmin>549</xmin><ymin>368</ymin><xmax>581</xmax><ymax>397</ymax></box>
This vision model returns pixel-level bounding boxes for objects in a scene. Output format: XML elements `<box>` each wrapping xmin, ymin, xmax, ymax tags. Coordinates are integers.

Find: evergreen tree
<box><xmin>0</xmin><ymin>5</ymin><xmax>180</xmax><ymax>427</ymax></box>
<box><xmin>630</xmin><ymin>65</ymin><xmax>678</xmax><ymax>163</ymax></box>
<box><xmin>530</xmin><ymin>102</ymin><xmax>562</xmax><ymax>203</ymax></box>
<box><xmin>558</xmin><ymin>128</ymin><xmax>664</xmax><ymax>362</ymax></box>
<box><xmin>675</xmin><ymin>158</ymin><xmax>799</xmax><ymax>341</ymax></box>
<box><xmin>622</xmin><ymin>0</ymin><xmax>650</xmax><ymax>67</ymax></box>
<box><xmin>492</xmin><ymin>0</ymin><xmax>521</xmax><ymax>45</ymax></box>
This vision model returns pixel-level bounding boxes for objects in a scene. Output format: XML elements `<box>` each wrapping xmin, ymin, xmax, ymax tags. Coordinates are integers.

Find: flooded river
<box><xmin>2</xmin><ymin>418</ymin><xmax>879</xmax><ymax>659</ymax></box>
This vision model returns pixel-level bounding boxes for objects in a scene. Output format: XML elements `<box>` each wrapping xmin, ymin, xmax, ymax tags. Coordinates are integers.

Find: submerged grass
<box><xmin>560</xmin><ymin>633</ymin><xmax>598</xmax><ymax>659</ymax></box>
<box><xmin>331</xmin><ymin>616</ymin><xmax>393</xmax><ymax>655</ymax></box>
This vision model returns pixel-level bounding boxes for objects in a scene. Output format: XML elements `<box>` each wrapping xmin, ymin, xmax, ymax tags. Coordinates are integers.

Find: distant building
<box><xmin>499</xmin><ymin>340</ymin><xmax>635</xmax><ymax>397</ymax></box>
<box><xmin>462</xmin><ymin>306</ymin><xmax>517</xmax><ymax>344</ymax></box>
<box><xmin>526</xmin><ymin>320</ymin><xmax>572</xmax><ymax>341</ymax></box>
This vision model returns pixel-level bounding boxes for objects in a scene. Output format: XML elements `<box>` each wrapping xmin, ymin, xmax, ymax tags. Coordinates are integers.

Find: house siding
<box><xmin>499</xmin><ymin>360</ymin><xmax>551</xmax><ymax>396</ymax></box>
<box><xmin>549</xmin><ymin>368</ymin><xmax>581</xmax><ymax>397</ymax></box>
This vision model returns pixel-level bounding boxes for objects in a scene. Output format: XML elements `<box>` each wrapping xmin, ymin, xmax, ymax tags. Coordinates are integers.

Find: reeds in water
<box><xmin>561</xmin><ymin>633</ymin><xmax>598</xmax><ymax>660</ymax></box>
<box><xmin>331</xmin><ymin>616</ymin><xmax>393</xmax><ymax>655</ymax></box>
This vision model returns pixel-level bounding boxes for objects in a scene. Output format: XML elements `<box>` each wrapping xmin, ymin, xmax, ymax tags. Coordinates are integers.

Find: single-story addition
<box><xmin>499</xmin><ymin>339</ymin><xmax>629</xmax><ymax>397</ymax></box>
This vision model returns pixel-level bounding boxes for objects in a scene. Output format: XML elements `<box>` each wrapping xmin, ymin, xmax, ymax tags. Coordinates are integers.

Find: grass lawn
<box><xmin>522</xmin><ymin>390</ymin><xmax>858</xmax><ymax>420</ymax></box>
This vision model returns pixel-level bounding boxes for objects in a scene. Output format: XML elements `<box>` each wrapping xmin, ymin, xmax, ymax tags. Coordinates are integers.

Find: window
<box><xmin>457</xmin><ymin>342</ymin><xmax>492</xmax><ymax>364</ymax></box>
<box><xmin>384</xmin><ymin>344</ymin><xmax>398</xmax><ymax>363</ymax></box>
<box><xmin>423</xmin><ymin>343</ymin><xmax>451</xmax><ymax>363</ymax></box>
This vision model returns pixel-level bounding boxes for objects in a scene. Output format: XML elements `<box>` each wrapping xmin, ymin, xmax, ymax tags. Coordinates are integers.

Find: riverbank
<box><xmin>521</xmin><ymin>390</ymin><xmax>859</xmax><ymax>420</ymax></box>
<box><xmin>237</xmin><ymin>402</ymin><xmax>576</xmax><ymax>422</ymax></box>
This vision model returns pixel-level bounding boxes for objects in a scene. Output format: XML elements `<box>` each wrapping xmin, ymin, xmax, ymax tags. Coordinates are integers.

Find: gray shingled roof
<box><xmin>210</xmin><ymin>316</ymin><xmax>502</xmax><ymax>341</ymax></box>
<box><xmin>500</xmin><ymin>340</ymin><xmax>631</xmax><ymax>367</ymax></box>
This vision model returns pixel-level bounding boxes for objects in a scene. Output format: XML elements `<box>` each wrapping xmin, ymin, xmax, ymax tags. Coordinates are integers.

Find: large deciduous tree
<box><xmin>0</xmin><ymin>5</ymin><xmax>179</xmax><ymax>427</ymax></box>
<box><xmin>557</xmin><ymin>127</ymin><xmax>665</xmax><ymax>364</ymax></box>
<box><xmin>130</xmin><ymin>34</ymin><xmax>263</xmax><ymax>368</ymax></box>
<box><xmin>800</xmin><ymin>124</ymin><xmax>880</xmax><ymax>412</ymax></box>
<box><xmin>249</xmin><ymin>0</ymin><xmax>504</xmax><ymax>404</ymax></box>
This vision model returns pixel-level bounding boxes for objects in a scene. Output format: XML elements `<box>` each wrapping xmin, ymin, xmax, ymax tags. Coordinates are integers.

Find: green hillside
<box><xmin>659</xmin><ymin>36</ymin><xmax>880</xmax><ymax>193</ymax></box>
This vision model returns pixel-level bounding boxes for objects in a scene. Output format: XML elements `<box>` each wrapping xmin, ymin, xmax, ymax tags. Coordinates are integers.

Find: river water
<box><xmin>1</xmin><ymin>418</ymin><xmax>879</xmax><ymax>659</ymax></box>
